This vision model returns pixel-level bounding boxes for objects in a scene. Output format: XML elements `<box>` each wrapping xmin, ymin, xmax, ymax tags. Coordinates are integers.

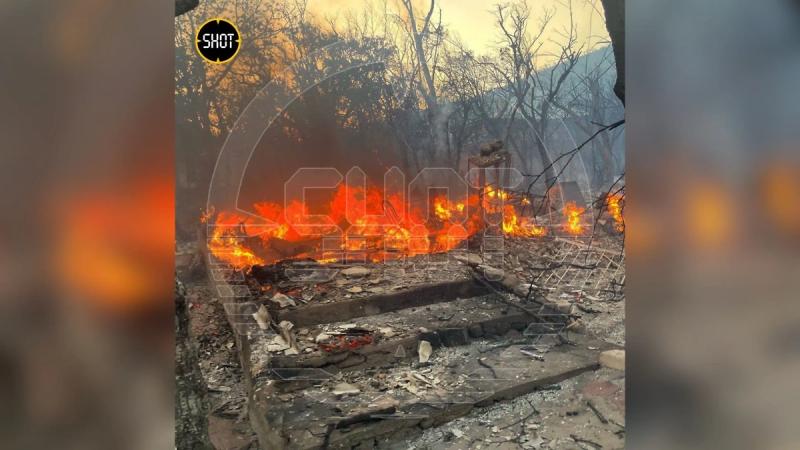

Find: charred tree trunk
<box><xmin>175</xmin><ymin>278</ymin><xmax>212</xmax><ymax>450</ymax></box>
<box><xmin>601</xmin><ymin>0</ymin><xmax>625</xmax><ymax>105</ymax></box>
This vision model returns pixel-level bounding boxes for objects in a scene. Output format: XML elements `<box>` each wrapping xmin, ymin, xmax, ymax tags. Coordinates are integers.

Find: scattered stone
<box><xmin>266</xmin><ymin>335</ymin><xmax>290</xmax><ymax>352</ymax></box>
<box><xmin>270</xmin><ymin>292</ymin><xmax>296</xmax><ymax>308</ymax></box>
<box><xmin>252</xmin><ymin>305</ymin><xmax>271</xmax><ymax>330</ymax></box>
<box><xmin>341</xmin><ymin>266</ymin><xmax>371</xmax><ymax>278</ymax></box>
<box><xmin>332</xmin><ymin>382</ymin><xmax>361</xmax><ymax>396</ymax></box>
<box><xmin>347</xmin><ymin>286</ymin><xmax>364</xmax><ymax>294</ymax></box>
<box><xmin>367</xmin><ymin>287</ymin><xmax>385</xmax><ymax>294</ymax></box>
<box><xmin>599</xmin><ymin>349</ymin><xmax>625</xmax><ymax>371</ymax></box>
<box><xmin>314</xmin><ymin>333</ymin><xmax>331</xmax><ymax>343</ymax></box>
<box><xmin>378</xmin><ymin>327</ymin><xmax>396</xmax><ymax>338</ymax></box>
<box><xmin>418</xmin><ymin>340</ymin><xmax>432</xmax><ymax>363</ymax></box>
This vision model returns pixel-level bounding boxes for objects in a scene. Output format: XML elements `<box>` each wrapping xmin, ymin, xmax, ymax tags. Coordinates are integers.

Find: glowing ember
<box><xmin>564</xmin><ymin>201</ymin><xmax>586</xmax><ymax>235</ymax></box>
<box><xmin>606</xmin><ymin>193</ymin><xmax>625</xmax><ymax>232</ymax></box>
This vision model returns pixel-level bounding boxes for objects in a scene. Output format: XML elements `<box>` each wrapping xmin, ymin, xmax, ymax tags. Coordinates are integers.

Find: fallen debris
<box><xmin>341</xmin><ymin>266</ymin><xmax>371</xmax><ymax>278</ymax></box>
<box><xmin>378</xmin><ymin>327</ymin><xmax>395</xmax><ymax>337</ymax></box>
<box><xmin>278</xmin><ymin>320</ymin><xmax>300</xmax><ymax>355</ymax></box>
<box><xmin>266</xmin><ymin>335</ymin><xmax>290</xmax><ymax>352</ymax></box>
<box><xmin>587</xmin><ymin>399</ymin><xmax>609</xmax><ymax>424</ymax></box>
<box><xmin>332</xmin><ymin>382</ymin><xmax>361</xmax><ymax>396</ymax></box>
<box><xmin>519</xmin><ymin>347</ymin><xmax>545</xmax><ymax>361</ymax></box>
<box><xmin>418</xmin><ymin>340</ymin><xmax>432</xmax><ymax>363</ymax></box>
<box><xmin>318</xmin><ymin>328</ymin><xmax>374</xmax><ymax>353</ymax></box>
<box><xmin>252</xmin><ymin>305</ymin><xmax>271</xmax><ymax>330</ymax></box>
<box><xmin>571</xmin><ymin>433</ymin><xmax>603</xmax><ymax>449</ymax></box>
<box><xmin>270</xmin><ymin>292</ymin><xmax>296</xmax><ymax>308</ymax></box>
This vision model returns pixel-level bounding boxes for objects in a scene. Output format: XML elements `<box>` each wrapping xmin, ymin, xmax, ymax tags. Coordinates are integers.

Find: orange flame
<box><xmin>502</xmin><ymin>204</ymin><xmax>547</xmax><ymax>237</ymax></box>
<box><xmin>564</xmin><ymin>202</ymin><xmax>586</xmax><ymax>235</ymax></box>
<box><xmin>206</xmin><ymin>184</ymin><xmax>557</xmax><ymax>268</ymax></box>
<box><xmin>606</xmin><ymin>193</ymin><xmax>625</xmax><ymax>232</ymax></box>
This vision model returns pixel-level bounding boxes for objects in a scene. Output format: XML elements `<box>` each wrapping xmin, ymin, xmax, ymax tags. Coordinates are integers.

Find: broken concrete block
<box><xmin>599</xmin><ymin>349</ymin><xmax>625</xmax><ymax>371</ymax></box>
<box><xmin>341</xmin><ymin>266</ymin><xmax>371</xmax><ymax>278</ymax></box>
<box><xmin>418</xmin><ymin>340</ymin><xmax>432</xmax><ymax>363</ymax></box>
<box><xmin>252</xmin><ymin>305</ymin><xmax>271</xmax><ymax>330</ymax></box>
<box><xmin>332</xmin><ymin>382</ymin><xmax>360</xmax><ymax>395</ymax></box>
<box><xmin>270</xmin><ymin>293</ymin><xmax>296</xmax><ymax>308</ymax></box>
<box><xmin>266</xmin><ymin>335</ymin><xmax>290</xmax><ymax>352</ymax></box>
<box><xmin>378</xmin><ymin>327</ymin><xmax>396</xmax><ymax>338</ymax></box>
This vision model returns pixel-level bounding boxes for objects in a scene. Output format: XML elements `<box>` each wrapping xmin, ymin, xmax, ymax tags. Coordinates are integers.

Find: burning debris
<box><xmin>205</xmin><ymin>179</ymin><xmax>609</xmax><ymax>271</ymax></box>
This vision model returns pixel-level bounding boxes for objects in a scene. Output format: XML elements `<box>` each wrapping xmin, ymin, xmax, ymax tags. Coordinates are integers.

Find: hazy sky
<box><xmin>307</xmin><ymin>0</ymin><xmax>609</xmax><ymax>62</ymax></box>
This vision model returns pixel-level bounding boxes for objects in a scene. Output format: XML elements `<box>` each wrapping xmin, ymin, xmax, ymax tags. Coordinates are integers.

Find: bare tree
<box><xmin>396</xmin><ymin>0</ymin><xmax>451</xmax><ymax>167</ymax></box>
<box><xmin>487</xmin><ymin>0</ymin><xmax>583</xmax><ymax>186</ymax></box>
<box><xmin>554</xmin><ymin>47</ymin><xmax>623</xmax><ymax>187</ymax></box>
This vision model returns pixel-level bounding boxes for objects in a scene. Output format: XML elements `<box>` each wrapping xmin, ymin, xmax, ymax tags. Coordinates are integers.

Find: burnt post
<box><xmin>468</xmin><ymin>140</ymin><xmax>509</xmax><ymax>231</ymax></box>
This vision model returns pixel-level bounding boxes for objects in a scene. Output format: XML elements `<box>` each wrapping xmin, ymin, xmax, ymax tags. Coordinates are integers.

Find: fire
<box><xmin>207</xmin><ymin>184</ymin><xmax>483</xmax><ymax>268</ymax></box>
<box><xmin>485</xmin><ymin>185</ymin><xmax>509</xmax><ymax>201</ymax></box>
<box><xmin>606</xmin><ymin>193</ymin><xmax>625</xmax><ymax>232</ymax></box>
<box><xmin>206</xmin><ymin>183</ymin><xmax>562</xmax><ymax>269</ymax></box>
<box><xmin>564</xmin><ymin>202</ymin><xmax>586</xmax><ymax>235</ymax></box>
<box><xmin>434</xmin><ymin>196</ymin><xmax>453</xmax><ymax>221</ymax></box>
<box><xmin>206</xmin><ymin>212</ymin><xmax>265</xmax><ymax>269</ymax></box>
<box><xmin>502</xmin><ymin>204</ymin><xmax>547</xmax><ymax>237</ymax></box>
<box><xmin>433</xmin><ymin>196</ymin><xmax>468</xmax><ymax>221</ymax></box>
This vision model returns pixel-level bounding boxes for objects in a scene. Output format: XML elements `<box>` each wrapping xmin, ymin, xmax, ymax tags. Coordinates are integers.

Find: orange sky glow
<box><xmin>307</xmin><ymin>0</ymin><xmax>609</xmax><ymax>65</ymax></box>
